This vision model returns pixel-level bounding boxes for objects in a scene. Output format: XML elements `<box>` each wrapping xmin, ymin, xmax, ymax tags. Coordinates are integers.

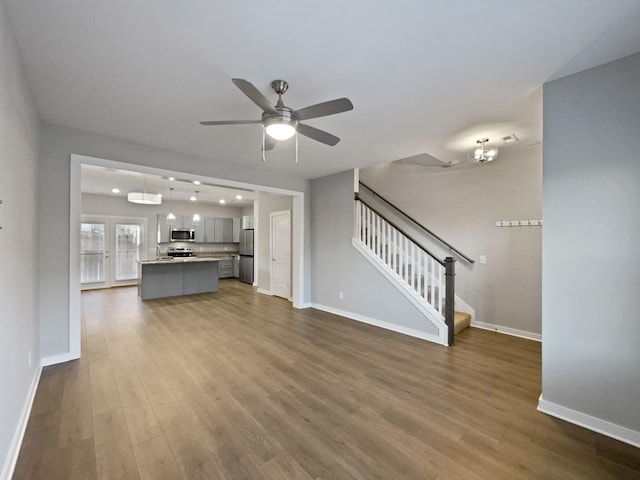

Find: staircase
<box><xmin>353</xmin><ymin>196</ymin><xmax>471</xmax><ymax>346</ymax></box>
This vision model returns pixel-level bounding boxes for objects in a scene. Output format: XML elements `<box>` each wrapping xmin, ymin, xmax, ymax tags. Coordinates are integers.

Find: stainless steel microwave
<box><xmin>170</xmin><ymin>228</ymin><xmax>195</xmax><ymax>242</ymax></box>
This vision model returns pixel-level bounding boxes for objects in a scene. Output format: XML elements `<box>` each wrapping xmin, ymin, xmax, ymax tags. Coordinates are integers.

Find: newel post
<box><xmin>444</xmin><ymin>257</ymin><xmax>456</xmax><ymax>346</ymax></box>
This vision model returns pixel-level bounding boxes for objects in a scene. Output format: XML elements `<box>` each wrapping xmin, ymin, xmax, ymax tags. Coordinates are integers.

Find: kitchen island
<box><xmin>137</xmin><ymin>257</ymin><xmax>221</xmax><ymax>300</ymax></box>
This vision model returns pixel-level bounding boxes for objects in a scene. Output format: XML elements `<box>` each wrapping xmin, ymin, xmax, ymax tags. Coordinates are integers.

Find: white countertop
<box><xmin>139</xmin><ymin>257</ymin><xmax>223</xmax><ymax>265</ymax></box>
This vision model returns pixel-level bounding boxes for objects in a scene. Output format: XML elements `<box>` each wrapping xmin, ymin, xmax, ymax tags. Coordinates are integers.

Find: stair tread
<box><xmin>454</xmin><ymin>311</ymin><xmax>471</xmax><ymax>335</ymax></box>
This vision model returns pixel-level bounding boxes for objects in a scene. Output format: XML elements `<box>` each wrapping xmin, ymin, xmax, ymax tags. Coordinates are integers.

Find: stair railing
<box><xmin>354</xmin><ymin>196</ymin><xmax>456</xmax><ymax>345</ymax></box>
<box><xmin>359</xmin><ymin>181</ymin><xmax>474</xmax><ymax>264</ymax></box>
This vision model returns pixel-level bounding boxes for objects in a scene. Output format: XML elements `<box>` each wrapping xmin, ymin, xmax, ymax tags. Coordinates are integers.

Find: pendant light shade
<box><xmin>127</xmin><ymin>192</ymin><xmax>162</xmax><ymax>205</ymax></box>
<box><xmin>128</xmin><ymin>175</ymin><xmax>162</xmax><ymax>204</ymax></box>
<box><xmin>192</xmin><ymin>190</ymin><xmax>201</xmax><ymax>226</ymax></box>
<box><xmin>166</xmin><ymin>187</ymin><xmax>176</xmax><ymax>225</ymax></box>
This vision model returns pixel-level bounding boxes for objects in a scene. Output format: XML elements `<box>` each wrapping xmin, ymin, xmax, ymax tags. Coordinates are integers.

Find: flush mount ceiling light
<box><xmin>469</xmin><ymin>138</ymin><xmax>498</xmax><ymax>164</ymax></box>
<box><xmin>127</xmin><ymin>176</ymin><xmax>162</xmax><ymax>204</ymax></box>
<box><xmin>111</xmin><ymin>188</ymin><xmax>120</xmax><ymax>194</ymax></box>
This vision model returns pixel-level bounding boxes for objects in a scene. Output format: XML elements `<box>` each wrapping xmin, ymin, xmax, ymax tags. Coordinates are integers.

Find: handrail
<box><xmin>358</xmin><ymin>182</ymin><xmax>475</xmax><ymax>264</ymax></box>
<box><xmin>355</xmin><ymin>195</ymin><xmax>445</xmax><ymax>267</ymax></box>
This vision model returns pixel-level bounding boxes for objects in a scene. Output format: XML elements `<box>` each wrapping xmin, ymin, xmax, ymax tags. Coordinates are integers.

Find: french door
<box><xmin>81</xmin><ymin>216</ymin><xmax>145</xmax><ymax>290</ymax></box>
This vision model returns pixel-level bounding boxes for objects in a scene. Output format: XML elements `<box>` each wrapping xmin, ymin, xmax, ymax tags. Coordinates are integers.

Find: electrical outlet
<box><xmin>339</xmin><ymin>291</ymin><xmax>344</xmax><ymax>300</ymax></box>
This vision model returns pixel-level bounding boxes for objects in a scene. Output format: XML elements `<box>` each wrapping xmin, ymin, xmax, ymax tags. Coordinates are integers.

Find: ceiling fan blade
<box><xmin>199</xmin><ymin>120</ymin><xmax>261</xmax><ymax>125</ymax></box>
<box><xmin>295</xmin><ymin>98</ymin><xmax>353</xmax><ymax>121</ymax></box>
<box><xmin>231</xmin><ymin>78</ymin><xmax>278</xmax><ymax>114</ymax></box>
<box><xmin>394</xmin><ymin>153</ymin><xmax>454</xmax><ymax>167</ymax></box>
<box><xmin>262</xmin><ymin>136</ymin><xmax>276</xmax><ymax>151</ymax></box>
<box><xmin>297</xmin><ymin>123</ymin><xmax>340</xmax><ymax>146</ymax></box>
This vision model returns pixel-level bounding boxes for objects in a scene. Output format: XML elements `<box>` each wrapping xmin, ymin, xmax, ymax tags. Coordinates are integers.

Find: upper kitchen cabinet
<box><xmin>157</xmin><ymin>214</ymin><xmax>172</xmax><ymax>243</ymax></box>
<box><xmin>158</xmin><ymin>214</ymin><xmax>240</xmax><ymax>244</ymax></box>
<box><xmin>233</xmin><ymin>218</ymin><xmax>240</xmax><ymax>242</ymax></box>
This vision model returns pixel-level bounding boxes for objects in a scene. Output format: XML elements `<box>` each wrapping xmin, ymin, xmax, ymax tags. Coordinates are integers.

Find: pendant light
<box><xmin>127</xmin><ymin>175</ymin><xmax>162</xmax><ymax>204</ymax></box>
<box><xmin>166</xmin><ymin>187</ymin><xmax>176</xmax><ymax>225</ymax></box>
<box><xmin>192</xmin><ymin>190</ymin><xmax>201</xmax><ymax>226</ymax></box>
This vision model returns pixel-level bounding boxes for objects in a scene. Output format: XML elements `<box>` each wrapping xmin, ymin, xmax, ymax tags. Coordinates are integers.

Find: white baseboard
<box><xmin>537</xmin><ymin>395</ymin><xmax>640</xmax><ymax>448</ymax></box>
<box><xmin>1</xmin><ymin>365</ymin><xmax>42</xmax><ymax>480</ymax></box>
<box><xmin>471</xmin><ymin>320</ymin><xmax>541</xmax><ymax>342</ymax></box>
<box><xmin>41</xmin><ymin>351</ymin><xmax>79</xmax><ymax>367</ymax></box>
<box><xmin>310</xmin><ymin>303</ymin><xmax>444</xmax><ymax>345</ymax></box>
<box><xmin>257</xmin><ymin>288</ymin><xmax>272</xmax><ymax>296</ymax></box>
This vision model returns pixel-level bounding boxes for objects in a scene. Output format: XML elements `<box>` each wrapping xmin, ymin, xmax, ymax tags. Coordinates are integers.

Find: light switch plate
<box><xmin>479</xmin><ymin>255</ymin><xmax>487</xmax><ymax>264</ymax></box>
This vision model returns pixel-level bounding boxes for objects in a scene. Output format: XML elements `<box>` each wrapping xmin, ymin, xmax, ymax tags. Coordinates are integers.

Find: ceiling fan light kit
<box><xmin>469</xmin><ymin>138</ymin><xmax>498</xmax><ymax>164</ymax></box>
<box><xmin>200</xmin><ymin>78</ymin><xmax>353</xmax><ymax>162</ymax></box>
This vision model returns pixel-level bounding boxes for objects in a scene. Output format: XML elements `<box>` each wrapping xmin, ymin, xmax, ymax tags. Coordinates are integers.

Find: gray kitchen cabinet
<box><xmin>204</xmin><ymin>217</ymin><xmax>216</xmax><ymax>243</ymax></box>
<box><xmin>214</xmin><ymin>218</ymin><xmax>224</xmax><ymax>243</ymax></box>
<box><xmin>222</xmin><ymin>218</ymin><xmax>234</xmax><ymax>243</ymax></box>
<box><xmin>194</xmin><ymin>220</ymin><xmax>205</xmax><ymax>243</ymax></box>
<box><xmin>218</xmin><ymin>256</ymin><xmax>234</xmax><ymax>278</ymax></box>
<box><xmin>233</xmin><ymin>218</ymin><xmax>240</xmax><ymax>242</ymax></box>
<box><xmin>157</xmin><ymin>214</ymin><xmax>172</xmax><ymax>243</ymax></box>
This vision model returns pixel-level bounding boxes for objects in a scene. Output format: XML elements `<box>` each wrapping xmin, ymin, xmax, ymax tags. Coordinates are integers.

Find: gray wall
<box><xmin>0</xmin><ymin>1</ymin><xmax>40</xmax><ymax>474</ymax></box>
<box><xmin>38</xmin><ymin>122</ymin><xmax>305</xmax><ymax>358</ymax></box>
<box><xmin>256</xmin><ymin>192</ymin><xmax>293</xmax><ymax>292</ymax></box>
<box><xmin>310</xmin><ymin>170</ymin><xmax>439</xmax><ymax>338</ymax></box>
<box><xmin>360</xmin><ymin>147</ymin><xmax>543</xmax><ymax>335</ymax></box>
<box><xmin>542</xmin><ymin>52</ymin><xmax>640</xmax><ymax>432</ymax></box>
<box><xmin>82</xmin><ymin>193</ymin><xmax>242</xmax><ymax>258</ymax></box>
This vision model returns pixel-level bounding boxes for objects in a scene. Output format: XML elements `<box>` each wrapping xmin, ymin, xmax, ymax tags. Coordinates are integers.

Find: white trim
<box><xmin>471</xmin><ymin>320</ymin><xmax>541</xmax><ymax>342</ymax></box>
<box><xmin>537</xmin><ymin>395</ymin><xmax>640</xmax><ymax>448</ymax></box>
<box><xmin>270</xmin><ymin>210</ymin><xmax>292</xmax><ymax>300</ymax></box>
<box><xmin>1</xmin><ymin>366</ymin><xmax>42</xmax><ymax>480</ymax></box>
<box><xmin>296</xmin><ymin>302</ymin><xmax>313</xmax><ymax>309</ymax></box>
<box><xmin>41</xmin><ymin>352</ymin><xmax>79</xmax><ymax>367</ymax></box>
<box><xmin>69</xmin><ymin>154</ymin><xmax>307</xmax><ymax>359</ymax></box>
<box><xmin>257</xmin><ymin>288</ymin><xmax>272</xmax><ymax>296</ymax></box>
<box><xmin>69</xmin><ymin>160</ymin><xmax>82</xmax><ymax>360</ymax></box>
<box><xmin>352</xmin><ymin>237</ymin><xmax>447</xmax><ymax>345</ymax></box>
<box><xmin>310</xmin><ymin>303</ymin><xmax>444</xmax><ymax>345</ymax></box>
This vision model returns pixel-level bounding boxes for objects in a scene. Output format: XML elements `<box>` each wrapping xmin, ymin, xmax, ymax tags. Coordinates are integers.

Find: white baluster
<box><xmin>417</xmin><ymin>248</ymin><xmax>422</xmax><ymax>299</ymax></box>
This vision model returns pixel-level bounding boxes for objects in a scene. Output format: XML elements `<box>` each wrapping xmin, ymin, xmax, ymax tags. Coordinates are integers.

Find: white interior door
<box><xmin>270</xmin><ymin>210</ymin><xmax>291</xmax><ymax>299</ymax></box>
<box><xmin>81</xmin><ymin>216</ymin><xmax>144</xmax><ymax>290</ymax></box>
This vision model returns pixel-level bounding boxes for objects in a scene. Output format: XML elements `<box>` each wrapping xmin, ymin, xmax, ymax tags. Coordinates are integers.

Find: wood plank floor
<box><xmin>14</xmin><ymin>280</ymin><xmax>640</xmax><ymax>479</ymax></box>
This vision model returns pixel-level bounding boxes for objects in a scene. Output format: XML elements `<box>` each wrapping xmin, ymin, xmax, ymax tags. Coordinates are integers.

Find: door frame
<box><xmin>269</xmin><ymin>210</ymin><xmax>292</xmax><ymax>300</ymax></box>
<box><xmin>67</xmin><ymin>153</ymin><xmax>306</xmax><ymax>365</ymax></box>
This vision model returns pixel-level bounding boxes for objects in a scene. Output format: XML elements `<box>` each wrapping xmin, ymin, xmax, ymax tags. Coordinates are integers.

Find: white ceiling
<box><xmin>81</xmin><ymin>165</ymin><xmax>256</xmax><ymax>207</ymax></box>
<box><xmin>6</xmin><ymin>1</ymin><xmax>640</xmax><ymax>180</ymax></box>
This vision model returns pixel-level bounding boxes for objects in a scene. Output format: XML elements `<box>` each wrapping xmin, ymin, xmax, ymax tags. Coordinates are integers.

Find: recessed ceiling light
<box><xmin>111</xmin><ymin>188</ymin><xmax>120</xmax><ymax>193</ymax></box>
<box><xmin>235</xmin><ymin>195</ymin><xmax>242</xmax><ymax>200</ymax></box>
<box><xmin>194</xmin><ymin>180</ymin><xmax>201</xmax><ymax>185</ymax></box>
<box><xmin>168</xmin><ymin>177</ymin><xmax>175</xmax><ymax>181</ymax></box>
<box><xmin>219</xmin><ymin>199</ymin><xmax>226</xmax><ymax>204</ymax></box>
<box><xmin>190</xmin><ymin>195</ymin><xmax>197</xmax><ymax>201</ymax></box>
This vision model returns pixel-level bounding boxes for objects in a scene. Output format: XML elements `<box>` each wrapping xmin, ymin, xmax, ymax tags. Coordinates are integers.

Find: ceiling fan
<box><xmin>199</xmin><ymin>79</ymin><xmax>353</xmax><ymax>150</ymax></box>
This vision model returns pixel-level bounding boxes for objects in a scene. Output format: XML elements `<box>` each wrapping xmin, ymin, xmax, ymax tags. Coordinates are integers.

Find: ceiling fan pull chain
<box><xmin>295</xmin><ymin>131</ymin><xmax>299</xmax><ymax>166</ymax></box>
<box><xmin>262</xmin><ymin>128</ymin><xmax>266</xmax><ymax>162</ymax></box>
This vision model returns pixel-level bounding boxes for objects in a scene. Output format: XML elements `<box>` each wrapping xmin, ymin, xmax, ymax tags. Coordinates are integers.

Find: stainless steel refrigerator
<box><xmin>238</xmin><ymin>229</ymin><xmax>254</xmax><ymax>284</ymax></box>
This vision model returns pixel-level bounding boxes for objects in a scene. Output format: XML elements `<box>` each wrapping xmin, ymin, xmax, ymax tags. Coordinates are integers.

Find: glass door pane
<box><xmin>114</xmin><ymin>223</ymin><xmax>140</xmax><ymax>281</ymax></box>
<box><xmin>80</xmin><ymin>222</ymin><xmax>106</xmax><ymax>284</ymax></box>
